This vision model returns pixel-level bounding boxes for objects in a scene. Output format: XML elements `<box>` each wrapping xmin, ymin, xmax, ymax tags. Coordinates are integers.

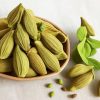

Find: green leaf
<box><xmin>87</xmin><ymin>58</ymin><xmax>100</xmax><ymax>70</ymax></box>
<box><xmin>72</xmin><ymin>46</ymin><xmax>82</xmax><ymax>63</ymax></box>
<box><xmin>90</xmin><ymin>48</ymin><xmax>97</xmax><ymax>56</ymax></box>
<box><xmin>87</xmin><ymin>38</ymin><xmax>100</xmax><ymax>48</ymax></box>
<box><xmin>81</xmin><ymin>17</ymin><xmax>95</xmax><ymax>36</ymax></box>
<box><xmin>36</xmin><ymin>22</ymin><xmax>43</xmax><ymax>32</ymax></box>
<box><xmin>77</xmin><ymin>26</ymin><xmax>87</xmax><ymax>41</ymax></box>
<box><xmin>83</xmin><ymin>42</ymin><xmax>91</xmax><ymax>57</ymax></box>
<box><xmin>77</xmin><ymin>38</ymin><xmax>89</xmax><ymax>64</ymax></box>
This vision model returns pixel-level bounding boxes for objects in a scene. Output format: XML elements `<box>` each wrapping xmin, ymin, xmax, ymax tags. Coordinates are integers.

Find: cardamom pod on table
<box><xmin>68</xmin><ymin>64</ymin><xmax>94</xmax><ymax>78</ymax></box>
<box><xmin>70</xmin><ymin>70</ymin><xmax>94</xmax><ymax>91</ymax></box>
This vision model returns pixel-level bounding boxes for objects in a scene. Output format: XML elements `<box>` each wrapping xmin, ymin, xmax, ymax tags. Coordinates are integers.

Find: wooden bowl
<box><xmin>0</xmin><ymin>17</ymin><xmax>70</xmax><ymax>81</ymax></box>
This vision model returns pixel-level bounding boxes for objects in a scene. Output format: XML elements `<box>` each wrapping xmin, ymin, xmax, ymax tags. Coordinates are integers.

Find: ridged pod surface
<box><xmin>0</xmin><ymin>30</ymin><xmax>14</xmax><ymax>59</ymax></box>
<box><xmin>70</xmin><ymin>70</ymin><xmax>94</xmax><ymax>91</ymax></box>
<box><xmin>27</xmin><ymin>48</ymin><xmax>47</xmax><ymax>75</ymax></box>
<box><xmin>35</xmin><ymin>41</ymin><xmax>60</xmax><ymax>72</ymax></box>
<box><xmin>13</xmin><ymin>45</ymin><xmax>29</xmax><ymax>77</ymax></box>
<box><xmin>26</xmin><ymin>67</ymin><xmax>37</xmax><ymax>77</ymax></box>
<box><xmin>15</xmin><ymin>24</ymin><xmax>30</xmax><ymax>52</ymax></box>
<box><xmin>41</xmin><ymin>32</ymin><xmax>67</xmax><ymax>60</ymax></box>
<box><xmin>23</xmin><ymin>9</ymin><xmax>39</xmax><ymax>41</ymax></box>
<box><xmin>68</xmin><ymin>64</ymin><xmax>93</xmax><ymax>78</ymax></box>
<box><xmin>7</xmin><ymin>3</ymin><xmax>24</xmax><ymax>27</ymax></box>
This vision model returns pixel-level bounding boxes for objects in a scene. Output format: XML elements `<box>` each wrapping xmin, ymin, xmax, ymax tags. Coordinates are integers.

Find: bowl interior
<box><xmin>0</xmin><ymin>17</ymin><xmax>70</xmax><ymax>81</ymax></box>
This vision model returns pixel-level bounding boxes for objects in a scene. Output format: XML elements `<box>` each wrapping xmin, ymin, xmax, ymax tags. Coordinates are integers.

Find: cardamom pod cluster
<box><xmin>41</xmin><ymin>32</ymin><xmax>68</xmax><ymax>60</ymax></box>
<box><xmin>35</xmin><ymin>17</ymin><xmax>68</xmax><ymax>43</ymax></box>
<box><xmin>27</xmin><ymin>48</ymin><xmax>47</xmax><ymax>75</ymax></box>
<box><xmin>35</xmin><ymin>41</ymin><xmax>60</xmax><ymax>72</ymax></box>
<box><xmin>0</xmin><ymin>3</ymin><xmax>68</xmax><ymax>78</ymax></box>
<box><xmin>70</xmin><ymin>71</ymin><xmax>94</xmax><ymax>91</ymax></box>
<box><xmin>68</xmin><ymin>64</ymin><xmax>94</xmax><ymax>91</ymax></box>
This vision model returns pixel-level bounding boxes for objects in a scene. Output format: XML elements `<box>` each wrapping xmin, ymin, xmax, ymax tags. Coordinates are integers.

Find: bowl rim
<box><xmin>0</xmin><ymin>17</ymin><xmax>70</xmax><ymax>81</ymax></box>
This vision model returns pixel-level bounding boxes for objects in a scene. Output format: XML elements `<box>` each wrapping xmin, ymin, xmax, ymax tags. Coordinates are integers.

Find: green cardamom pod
<box><xmin>7</xmin><ymin>3</ymin><xmax>24</xmax><ymax>27</ymax></box>
<box><xmin>0</xmin><ymin>28</ymin><xmax>10</xmax><ymax>39</ymax></box>
<box><xmin>13</xmin><ymin>45</ymin><xmax>29</xmax><ymax>77</ymax></box>
<box><xmin>41</xmin><ymin>32</ymin><xmax>67</xmax><ymax>60</ymax></box>
<box><xmin>81</xmin><ymin>17</ymin><xmax>95</xmax><ymax>36</ymax></box>
<box><xmin>41</xmin><ymin>32</ymin><xmax>63</xmax><ymax>53</ymax></box>
<box><xmin>27</xmin><ymin>47</ymin><xmax>47</xmax><ymax>75</ymax></box>
<box><xmin>23</xmin><ymin>9</ymin><xmax>39</xmax><ymax>41</ymax></box>
<box><xmin>26</xmin><ymin>67</ymin><xmax>37</xmax><ymax>77</ymax></box>
<box><xmin>70</xmin><ymin>70</ymin><xmax>94</xmax><ymax>91</ymax></box>
<box><xmin>26</xmin><ymin>9</ymin><xmax>35</xmax><ymax>16</ymax></box>
<box><xmin>0</xmin><ymin>58</ymin><xmax>13</xmax><ymax>72</ymax></box>
<box><xmin>15</xmin><ymin>24</ymin><xmax>30</xmax><ymax>52</ymax></box>
<box><xmin>49</xmin><ymin>91</ymin><xmax>55</xmax><ymax>97</ymax></box>
<box><xmin>68</xmin><ymin>64</ymin><xmax>93</xmax><ymax>78</ymax></box>
<box><xmin>35</xmin><ymin>41</ymin><xmax>60</xmax><ymax>72</ymax></box>
<box><xmin>56</xmin><ymin>32</ymin><xmax>68</xmax><ymax>43</ymax></box>
<box><xmin>0</xmin><ymin>30</ymin><xmax>14</xmax><ymax>59</ymax></box>
<box><xmin>55</xmin><ymin>52</ymin><xmax>68</xmax><ymax>60</ymax></box>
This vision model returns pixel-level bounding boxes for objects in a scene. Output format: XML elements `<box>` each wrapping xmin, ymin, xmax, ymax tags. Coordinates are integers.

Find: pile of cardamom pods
<box><xmin>68</xmin><ymin>64</ymin><xmax>94</xmax><ymax>91</ymax></box>
<box><xmin>0</xmin><ymin>3</ymin><xmax>68</xmax><ymax>78</ymax></box>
